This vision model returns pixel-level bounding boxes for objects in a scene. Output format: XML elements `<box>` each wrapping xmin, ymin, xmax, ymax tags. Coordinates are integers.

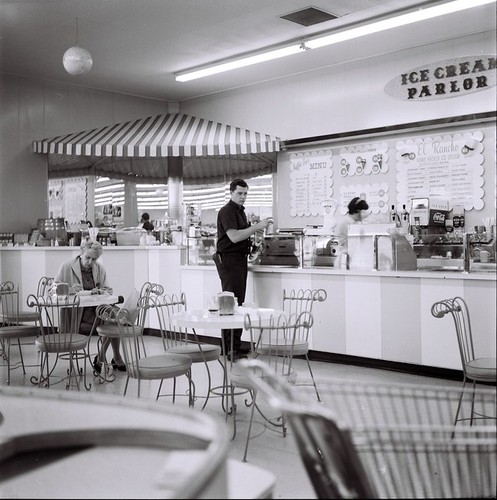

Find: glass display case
<box><xmin>184</xmin><ymin>227</ymin><xmax>495</xmax><ymax>273</ymax></box>
<box><xmin>464</xmin><ymin>228</ymin><xmax>496</xmax><ymax>273</ymax></box>
<box><xmin>413</xmin><ymin>232</ymin><xmax>466</xmax><ymax>272</ymax></box>
<box><xmin>186</xmin><ymin>236</ymin><xmax>217</xmax><ymax>265</ymax></box>
<box><xmin>412</xmin><ymin>228</ymin><xmax>496</xmax><ymax>273</ymax></box>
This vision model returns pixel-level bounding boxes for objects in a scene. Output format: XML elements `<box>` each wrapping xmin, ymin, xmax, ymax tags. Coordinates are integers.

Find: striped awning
<box><xmin>33</xmin><ymin>113</ymin><xmax>281</xmax><ymax>158</ymax></box>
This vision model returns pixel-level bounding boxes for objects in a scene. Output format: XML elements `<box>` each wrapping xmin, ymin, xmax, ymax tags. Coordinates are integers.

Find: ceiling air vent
<box><xmin>280</xmin><ymin>7</ymin><xmax>338</xmax><ymax>27</ymax></box>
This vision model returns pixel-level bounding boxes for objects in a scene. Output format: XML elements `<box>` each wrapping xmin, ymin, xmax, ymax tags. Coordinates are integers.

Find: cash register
<box><xmin>259</xmin><ymin>234</ymin><xmax>301</xmax><ymax>267</ymax></box>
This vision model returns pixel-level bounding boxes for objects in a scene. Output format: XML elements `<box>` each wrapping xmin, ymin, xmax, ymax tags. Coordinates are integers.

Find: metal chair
<box><xmin>94</xmin><ymin>281</ymin><xmax>163</xmax><ymax>380</ymax></box>
<box><xmin>27</xmin><ymin>292</ymin><xmax>91</xmax><ymax>390</ymax></box>
<box><xmin>230</xmin><ymin>310</ymin><xmax>313</xmax><ymax>462</ymax></box>
<box><xmin>0</xmin><ymin>277</ymin><xmax>54</xmax><ymax>326</ymax></box>
<box><xmin>116</xmin><ymin>306</ymin><xmax>194</xmax><ymax>403</ymax></box>
<box><xmin>0</xmin><ymin>281</ymin><xmax>40</xmax><ymax>384</ymax></box>
<box><xmin>153</xmin><ymin>292</ymin><xmax>221</xmax><ymax>409</ymax></box>
<box><xmin>432</xmin><ymin>296</ymin><xmax>497</xmax><ymax>426</ymax></box>
<box><xmin>281</xmin><ymin>288</ymin><xmax>327</xmax><ymax>401</ymax></box>
<box><xmin>237</xmin><ymin>358</ymin><xmax>497</xmax><ymax>499</ymax></box>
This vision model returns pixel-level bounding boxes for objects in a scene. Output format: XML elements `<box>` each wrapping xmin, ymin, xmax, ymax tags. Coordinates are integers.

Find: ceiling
<box><xmin>1</xmin><ymin>0</ymin><xmax>495</xmax><ymax>103</ymax></box>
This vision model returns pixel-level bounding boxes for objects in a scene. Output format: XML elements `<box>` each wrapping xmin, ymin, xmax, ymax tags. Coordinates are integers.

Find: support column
<box><xmin>168</xmin><ymin>157</ymin><xmax>183</xmax><ymax>225</ymax></box>
<box><xmin>123</xmin><ymin>179</ymin><xmax>138</xmax><ymax>227</ymax></box>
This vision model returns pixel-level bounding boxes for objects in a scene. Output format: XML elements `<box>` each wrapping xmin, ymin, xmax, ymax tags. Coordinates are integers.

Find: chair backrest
<box><xmin>139</xmin><ymin>281</ymin><xmax>164</xmax><ymax>300</ymax></box>
<box><xmin>36</xmin><ymin>276</ymin><xmax>55</xmax><ymax>297</ymax></box>
<box><xmin>243</xmin><ymin>311</ymin><xmax>313</xmax><ymax>380</ymax></box>
<box><xmin>282</xmin><ymin>288</ymin><xmax>326</xmax><ymax>342</ymax></box>
<box><xmin>152</xmin><ymin>292</ymin><xmax>189</xmax><ymax>351</ymax></box>
<box><xmin>236</xmin><ymin>358</ymin><xmax>376</xmax><ymax>498</ymax></box>
<box><xmin>27</xmin><ymin>293</ymin><xmax>83</xmax><ymax>351</ymax></box>
<box><xmin>95</xmin><ymin>303</ymin><xmax>121</xmax><ymax>324</ymax></box>
<box><xmin>0</xmin><ymin>281</ymin><xmax>19</xmax><ymax>325</ymax></box>
<box><xmin>116</xmin><ymin>307</ymin><xmax>145</xmax><ymax>379</ymax></box>
<box><xmin>431</xmin><ymin>296</ymin><xmax>475</xmax><ymax>370</ymax></box>
<box><xmin>236</xmin><ymin>359</ymin><xmax>497</xmax><ymax>499</ymax></box>
<box><xmin>283</xmin><ymin>288</ymin><xmax>327</xmax><ymax>316</ymax></box>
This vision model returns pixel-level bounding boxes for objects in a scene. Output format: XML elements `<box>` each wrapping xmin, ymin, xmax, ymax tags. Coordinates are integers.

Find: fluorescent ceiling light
<box><xmin>175</xmin><ymin>0</ymin><xmax>494</xmax><ymax>82</ymax></box>
<box><xmin>307</xmin><ymin>0</ymin><xmax>494</xmax><ymax>48</ymax></box>
<box><xmin>176</xmin><ymin>45</ymin><xmax>304</xmax><ymax>82</ymax></box>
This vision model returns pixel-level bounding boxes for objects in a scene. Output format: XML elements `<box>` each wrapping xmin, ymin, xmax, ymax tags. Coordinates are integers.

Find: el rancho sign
<box><xmin>385</xmin><ymin>55</ymin><xmax>496</xmax><ymax>101</ymax></box>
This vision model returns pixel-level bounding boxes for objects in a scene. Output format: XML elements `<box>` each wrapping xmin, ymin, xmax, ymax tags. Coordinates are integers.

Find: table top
<box><xmin>0</xmin><ymin>386</ymin><xmax>231</xmax><ymax>499</ymax></box>
<box><xmin>171</xmin><ymin>307</ymin><xmax>281</xmax><ymax>329</ymax></box>
<box><xmin>28</xmin><ymin>293</ymin><xmax>120</xmax><ymax>311</ymax></box>
<box><xmin>75</xmin><ymin>292</ymin><xmax>120</xmax><ymax>307</ymax></box>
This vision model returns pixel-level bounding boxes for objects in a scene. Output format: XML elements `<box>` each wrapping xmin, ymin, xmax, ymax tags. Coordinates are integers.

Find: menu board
<box><xmin>396</xmin><ymin>130</ymin><xmax>484</xmax><ymax>210</ymax></box>
<box><xmin>290</xmin><ymin>150</ymin><xmax>333</xmax><ymax>216</ymax></box>
<box><xmin>48</xmin><ymin>177</ymin><xmax>87</xmax><ymax>223</ymax></box>
<box><xmin>338</xmin><ymin>142</ymin><xmax>389</xmax><ymax>177</ymax></box>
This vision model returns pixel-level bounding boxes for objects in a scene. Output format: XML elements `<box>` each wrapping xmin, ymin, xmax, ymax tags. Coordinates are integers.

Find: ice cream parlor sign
<box><xmin>385</xmin><ymin>55</ymin><xmax>496</xmax><ymax>100</ymax></box>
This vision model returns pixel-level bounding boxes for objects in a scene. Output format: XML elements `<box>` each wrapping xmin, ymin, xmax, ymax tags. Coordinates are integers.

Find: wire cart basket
<box><xmin>236</xmin><ymin>359</ymin><xmax>497</xmax><ymax>499</ymax></box>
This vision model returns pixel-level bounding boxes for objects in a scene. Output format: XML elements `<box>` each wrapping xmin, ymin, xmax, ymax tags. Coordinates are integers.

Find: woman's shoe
<box><xmin>112</xmin><ymin>359</ymin><xmax>126</xmax><ymax>372</ymax></box>
<box><xmin>93</xmin><ymin>355</ymin><xmax>102</xmax><ymax>375</ymax></box>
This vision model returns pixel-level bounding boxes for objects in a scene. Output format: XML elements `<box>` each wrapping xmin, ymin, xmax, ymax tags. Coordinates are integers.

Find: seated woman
<box><xmin>54</xmin><ymin>238</ymin><xmax>126</xmax><ymax>373</ymax></box>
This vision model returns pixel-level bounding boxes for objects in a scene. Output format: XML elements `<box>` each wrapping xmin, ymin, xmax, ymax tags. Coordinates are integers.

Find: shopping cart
<box><xmin>236</xmin><ymin>359</ymin><xmax>497</xmax><ymax>499</ymax></box>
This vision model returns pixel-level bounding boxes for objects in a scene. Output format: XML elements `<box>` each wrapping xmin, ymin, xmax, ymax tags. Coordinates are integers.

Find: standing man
<box><xmin>214</xmin><ymin>179</ymin><xmax>273</xmax><ymax>359</ymax></box>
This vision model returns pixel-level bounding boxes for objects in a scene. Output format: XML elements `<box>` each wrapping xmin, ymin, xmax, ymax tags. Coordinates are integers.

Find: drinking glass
<box><xmin>207</xmin><ymin>295</ymin><xmax>219</xmax><ymax>315</ymax></box>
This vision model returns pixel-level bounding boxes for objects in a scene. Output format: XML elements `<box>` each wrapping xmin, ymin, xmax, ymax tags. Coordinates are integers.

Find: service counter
<box><xmin>1</xmin><ymin>246</ymin><xmax>495</xmax><ymax>373</ymax></box>
<box><xmin>0</xmin><ymin>246</ymin><xmax>185</xmax><ymax>331</ymax></box>
<box><xmin>181</xmin><ymin>264</ymin><xmax>496</xmax><ymax>373</ymax></box>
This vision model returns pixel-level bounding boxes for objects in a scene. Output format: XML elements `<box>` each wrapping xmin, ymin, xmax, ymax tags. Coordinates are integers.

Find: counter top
<box><xmin>182</xmin><ymin>264</ymin><xmax>496</xmax><ymax>281</ymax></box>
<box><xmin>0</xmin><ymin>245</ymin><xmax>185</xmax><ymax>250</ymax></box>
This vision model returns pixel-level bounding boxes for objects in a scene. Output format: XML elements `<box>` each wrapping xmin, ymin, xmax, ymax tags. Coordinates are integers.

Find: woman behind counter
<box><xmin>333</xmin><ymin>197</ymin><xmax>370</xmax><ymax>268</ymax></box>
<box><xmin>141</xmin><ymin>212</ymin><xmax>154</xmax><ymax>232</ymax></box>
<box><xmin>55</xmin><ymin>238</ymin><xmax>126</xmax><ymax>373</ymax></box>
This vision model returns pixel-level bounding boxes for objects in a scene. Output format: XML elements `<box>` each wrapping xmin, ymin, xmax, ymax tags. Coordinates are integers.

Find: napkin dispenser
<box><xmin>217</xmin><ymin>292</ymin><xmax>236</xmax><ymax>315</ymax></box>
<box><xmin>49</xmin><ymin>282</ymin><xmax>70</xmax><ymax>301</ymax></box>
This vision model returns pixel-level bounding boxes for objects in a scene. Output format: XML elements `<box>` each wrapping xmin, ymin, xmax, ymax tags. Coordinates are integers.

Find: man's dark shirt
<box><xmin>216</xmin><ymin>199</ymin><xmax>250</xmax><ymax>254</ymax></box>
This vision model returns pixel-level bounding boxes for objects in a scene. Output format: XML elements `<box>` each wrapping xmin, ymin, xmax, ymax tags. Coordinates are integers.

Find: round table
<box><xmin>171</xmin><ymin>307</ymin><xmax>281</xmax><ymax>415</ymax></box>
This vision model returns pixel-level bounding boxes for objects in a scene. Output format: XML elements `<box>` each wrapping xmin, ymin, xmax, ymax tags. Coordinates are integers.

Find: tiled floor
<box><xmin>2</xmin><ymin>335</ymin><xmax>465</xmax><ymax>499</ymax></box>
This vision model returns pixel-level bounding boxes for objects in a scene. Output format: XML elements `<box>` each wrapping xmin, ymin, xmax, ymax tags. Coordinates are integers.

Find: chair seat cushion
<box><xmin>0</xmin><ymin>325</ymin><xmax>39</xmax><ymax>339</ymax></box>
<box><xmin>466</xmin><ymin>357</ymin><xmax>497</xmax><ymax>382</ymax></box>
<box><xmin>97</xmin><ymin>324</ymin><xmax>141</xmax><ymax>338</ymax></box>
<box><xmin>2</xmin><ymin>311</ymin><xmax>40</xmax><ymax>322</ymax></box>
<box><xmin>168</xmin><ymin>343</ymin><xmax>221</xmax><ymax>363</ymax></box>
<box><xmin>35</xmin><ymin>333</ymin><xmax>88</xmax><ymax>353</ymax></box>
<box><xmin>258</xmin><ymin>339</ymin><xmax>308</xmax><ymax>356</ymax></box>
<box><xmin>137</xmin><ymin>354</ymin><xmax>192</xmax><ymax>379</ymax></box>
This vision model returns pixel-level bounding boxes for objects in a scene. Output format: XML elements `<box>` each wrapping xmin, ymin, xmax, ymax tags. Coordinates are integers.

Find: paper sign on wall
<box><xmin>339</xmin><ymin>183</ymin><xmax>390</xmax><ymax>216</ymax></box>
<box><xmin>338</xmin><ymin>143</ymin><xmax>389</xmax><ymax>177</ymax></box>
<box><xmin>48</xmin><ymin>177</ymin><xmax>87</xmax><ymax>223</ymax></box>
<box><xmin>396</xmin><ymin>131</ymin><xmax>484</xmax><ymax>210</ymax></box>
<box><xmin>290</xmin><ymin>150</ymin><xmax>333</xmax><ymax>217</ymax></box>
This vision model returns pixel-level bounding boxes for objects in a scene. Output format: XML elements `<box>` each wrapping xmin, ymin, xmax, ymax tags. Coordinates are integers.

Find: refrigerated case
<box><xmin>413</xmin><ymin>232</ymin><xmax>466</xmax><ymax>271</ymax></box>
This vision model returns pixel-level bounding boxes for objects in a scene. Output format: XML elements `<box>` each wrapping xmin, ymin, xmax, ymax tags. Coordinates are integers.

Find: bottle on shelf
<box><xmin>390</xmin><ymin>205</ymin><xmax>400</xmax><ymax>228</ymax></box>
<box><xmin>400</xmin><ymin>204</ymin><xmax>410</xmax><ymax>234</ymax></box>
